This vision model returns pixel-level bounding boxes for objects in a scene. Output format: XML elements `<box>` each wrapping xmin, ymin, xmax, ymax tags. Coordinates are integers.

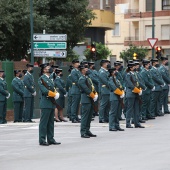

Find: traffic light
<box><xmin>133</xmin><ymin>53</ymin><xmax>137</xmax><ymax>60</ymax></box>
<box><xmin>91</xmin><ymin>43</ymin><xmax>96</xmax><ymax>60</ymax></box>
<box><xmin>155</xmin><ymin>46</ymin><xmax>162</xmax><ymax>59</ymax></box>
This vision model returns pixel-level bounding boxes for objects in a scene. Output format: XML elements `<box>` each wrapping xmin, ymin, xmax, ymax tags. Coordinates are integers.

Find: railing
<box><xmin>124</xmin><ymin>9</ymin><xmax>139</xmax><ymax>14</ymax></box>
<box><xmin>124</xmin><ymin>36</ymin><xmax>139</xmax><ymax>41</ymax></box>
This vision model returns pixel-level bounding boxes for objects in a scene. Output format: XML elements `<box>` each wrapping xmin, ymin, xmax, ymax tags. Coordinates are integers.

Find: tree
<box><xmin>0</xmin><ymin>0</ymin><xmax>95</xmax><ymax>61</ymax></box>
<box><xmin>84</xmin><ymin>42</ymin><xmax>111</xmax><ymax>61</ymax></box>
<box><xmin>120</xmin><ymin>44</ymin><xmax>148</xmax><ymax>63</ymax></box>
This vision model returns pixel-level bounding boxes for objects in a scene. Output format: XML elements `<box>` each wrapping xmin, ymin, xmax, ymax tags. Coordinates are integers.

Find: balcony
<box><xmin>124</xmin><ymin>9</ymin><xmax>139</xmax><ymax>14</ymax></box>
<box><xmin>125</xmin><ymin>36</ymin><xmax>139</xmax><ymax>41</ymax></box>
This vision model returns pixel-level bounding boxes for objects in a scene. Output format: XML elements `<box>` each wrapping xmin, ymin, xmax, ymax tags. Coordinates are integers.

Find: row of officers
<box><xmin>0</xmin><ymin>56</ymin><xmax>170</xmax><ymax>145</ymax></box>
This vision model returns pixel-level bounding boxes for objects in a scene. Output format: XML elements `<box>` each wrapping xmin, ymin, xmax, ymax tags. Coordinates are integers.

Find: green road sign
<box><xmin>33</xmin><ymin>42</ymin><xmax>67</xmax><ymax>49</ymax></box>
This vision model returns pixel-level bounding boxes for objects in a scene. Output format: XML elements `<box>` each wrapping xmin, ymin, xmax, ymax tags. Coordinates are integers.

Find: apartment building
<box><xmin>106</xmin><ymin>0</ymin><xmax>170</xmax><ymax>62</ymax></box>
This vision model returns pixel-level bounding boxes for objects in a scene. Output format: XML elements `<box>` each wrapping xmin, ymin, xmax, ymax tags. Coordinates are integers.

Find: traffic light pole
<box><xmin>30</xmin><ymin>0</ymin><xmax>34</xmax><ymax>64</ymax></box>
<box><xmin>152</xmin><ymin>0</ymin><xmax>155</xmax><ymax>59</ymax></box>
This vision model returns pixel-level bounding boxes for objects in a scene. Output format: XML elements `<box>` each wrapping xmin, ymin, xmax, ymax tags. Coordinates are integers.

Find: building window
<box><xmin>113</xmin><ymin>23</ymin><xmax>120</xmax><ymax>36</ymax></box>
<box><xmin>146</xmin><ymin>0</ymin><xmax>153</xmax><ymax>11</ymax></box>
<box><xmin>110</xmin><ymin>56</ymin><xmax>116</xmax><ymax>66</ymax></box>
<box><xmin>161</xmin><ymin>25</ymin><xmax>170</xmax><ymax>40</ymax></box>
<box><xmin>106</xmin><ymin>0</ymin><xmax>108</xmax><ymax>5</ymax></box>
<box><xmin>145</xmin><ymin>25</ymin><xmax>152</xmax><ymax>39</ymax></box>
<box><xmin>162</xmin><ymin>0</ymin><xmax>170</xmax><ymax>10</ymax></box>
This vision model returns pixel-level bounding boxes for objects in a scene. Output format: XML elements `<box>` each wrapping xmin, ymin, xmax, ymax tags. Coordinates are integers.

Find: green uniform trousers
<box><xmin>159</xmin><ymin>89</ymin><xmax>169</xmax><ymax>113</ymax></box>
<box><xmin>14</xmin><ymin>102</ymin><xmax>24</xmax><ymax>122</ymax></box>
<box><xmin>71</xmin><ymin>94</ymin><xmax>80</xmax><ymax>120</ymax></box>
<box><xmin>150</xmin><ymin>91</ymin><xmax>161</xmax><ymax>117</ymax></box>
<box><xmin>141</xmin><ymin>93</ymin><xmax>151</xmax><ymax>118</ymax></box>
<box><xmin>99</xmin><ymin>94</ymin><xmax>110</xmax><ymax>121</ymax></box>
<box><xmin>24</xmin><ymin>97</ymin><xmax>34</xmax><ymax>121</ymax></box>
<box><xmin>126</xmin><ymin>97</ymin><xmax>140</xmax><ymax>127</ymax></box>
<box><xmin>109</xmin><ymin>101</ymin><xmax>121</xmax><ymax>129</ymax></box>
<box><xmin>80</xmin><ymin>103</ymin><xmax>93</xmax><ymax>135</ymax></box>
<box><xmin>67</xmin><ymin>96</ymin><xmax>72</xmax><ymax>118</ymax></box>
<box><xmin>39</xmin><ymin>108</ymin><xmax>55</xmax><ymax>144</ymax></box>
<box><xmin>0</xmin><ymin>101</ymin><xmax>7</xmax><ymax>124</ymax></box>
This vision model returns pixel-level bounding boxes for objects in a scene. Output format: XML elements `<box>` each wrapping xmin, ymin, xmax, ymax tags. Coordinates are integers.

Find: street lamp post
<box><xmin>152</xmin><ymin>0</ymin><xmax>155</xmax><ymax>59</ymax></box>
<box><xmin>30</xmin><ymin>0</ymin><xmax>34</xmax><ymax>64</ymax></box>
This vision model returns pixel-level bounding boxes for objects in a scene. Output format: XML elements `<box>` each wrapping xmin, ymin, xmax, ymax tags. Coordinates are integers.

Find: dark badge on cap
<box><xmin>142</xmin><ymin>59</ymin><xmax>150</xmax><ymax>64</ymax></box>
<box><xmin>72</xmin><ymin>59</ymin><xmax>79</xmax><ymax>64</ymax></box>
<box><xmin>88</xmin><ymin>62</ymin><xmax>95</xmax><ymax>66</ymax></box>
<box><xmin>127</xmin><ymin>63</ymin><xmax>135</xmax><ymax>68</ymax></box>
<box><xmin>150</xmin><ymin>59</ymin><xmax>158</xmax><ymax>62</ymax></box>
<box><xmin>114</xmin><ymin>61</ymin><xmax>121</xmax><ymax>66</ymax></box>
<box><xmin>39</xmin><ymin>63</ymin><xmax>49</xmax><ymax>68</ymax></box>
<box><xmin>26</xmin><ymin>63</ymin><xmax>34</xmax><ymax>67</ymax></box>
<box><xmin>51</xmin><ymin>65</ymin><xmax>59</xmax><ymax>68</ymax></box>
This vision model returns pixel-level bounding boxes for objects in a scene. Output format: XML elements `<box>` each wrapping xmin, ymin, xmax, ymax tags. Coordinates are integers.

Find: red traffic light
<box><xmin>91</xmin><ymin>47</ymin><xmax>96</xmax><ymax>52</ymax></box>
<box><xmin>155</xmin><ymin>46</ymin><xmax>161</xmax><ymax>51</ymax></box>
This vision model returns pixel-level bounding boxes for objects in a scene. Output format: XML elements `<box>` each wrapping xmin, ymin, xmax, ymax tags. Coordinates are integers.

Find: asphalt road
<box><xmin>0</xmin><ymin>115</ymin><xmax>170</xmax><ymax>170</ymax></box>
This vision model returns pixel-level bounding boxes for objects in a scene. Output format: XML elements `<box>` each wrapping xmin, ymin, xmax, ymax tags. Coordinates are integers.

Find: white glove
<box><xmin>54</xmin><ymin>93</ymin><xmax>60</xmax><ymax>100</ymax></box>
<box><xmin>93</xmin><ymin>95</ymin><xmax>98</xmax><ymax>102</ymax></box>
<box><xmin>124</xmin><ymin>87</ymin><xmax>126</xmax><ymax>92</ymax></box>
<box><xmin>161</xmin><ymin>83</ymin><xmax>166</xmax><ymax>87</ymax></box>
<box><xmin>139</xmin><ymin>90</ymin><xmax>142</xmax><ymax>96</ymax></box>
<box><xmin>32</xmin><ymin>91</ymin><xmax>36</xmax><ymax>96</ymax></box>
<box><xmin>6</xmin><ymin>93</ymin><xmax>10</xmax><ymax>99</ymax></box>
<box><xmin>120</xmin><ymin>93</ymin><xmax>125</xmax><ymax>99</ymax></box>
<box><xmin>64</xmin><ymin>92</ymin><xmax>68</xmax><ymax>97</ymax></box>
<box><xmin>152</xmin><ymin>86</ymin><xmax>155</xmax><ymax>91</ymax></box>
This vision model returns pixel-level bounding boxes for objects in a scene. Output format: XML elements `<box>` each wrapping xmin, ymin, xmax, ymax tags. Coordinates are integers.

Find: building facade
<box><xmin>106</xmin><ymin>0</ymin><xmax>170</xmax><ymax>63</ymax></box>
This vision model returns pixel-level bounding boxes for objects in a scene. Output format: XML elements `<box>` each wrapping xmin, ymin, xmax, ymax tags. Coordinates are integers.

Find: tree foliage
<box><xmin>120</xmin><ymin>44</ymin><xmax>148</xmax><ymax>63</ymax></box>
<box><xmin>84</xmin><ymin>42</ymin><xmax>111</xmax><ymax>61</ymax></box>
<box><xmin>0</xmin><ymin>0</ymin><xmax>95</xmax><ymax>61</ymax></box>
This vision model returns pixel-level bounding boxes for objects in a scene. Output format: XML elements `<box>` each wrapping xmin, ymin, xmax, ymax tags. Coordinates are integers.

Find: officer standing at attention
<box><xmin>11</xmin><ymin>70</ymin><xmax>24</xmax><ymax>123</ymax></box>
<box><xmin>0</xmin><ymin>70</ymin><xmax>10</xmax><ymax>124</ymax></box>
<box><xmin>78</xmin><ymin>65</ymin><xmax>98</xmax><ymax>138</ymax></box>
<box><xmin>140</xmin><ymin>60</ymin><xmax>155</xmax><ymax>120</ymax></box>
<box><xmin>159</xmin><ymin>56</ymin><xmax>170</xmax><ymax>114</ymax></box>
<box><xmin>98</xmin><ymin>59</ymin><xmax>111</xmax><ymax>123</ymax></box>
<box><xmin>108</xmin><ymin>68</ymin><xmax>125</xmax><ymax>131</ymax></box>
<box><xmin>125</xmin><ymin>63</ymin><xmax>144</xmax><ymax>128</ymax></box>
<box><xmin>23</xmin><ymin>63</ymin><xmax>36</xmax><ymax>122</ymax></box>
<box><xmin>70</xmin><ymin>59</ymin><xmax>81</xmax><ymax>123</ymax></box>
<box><xmin>150</xmin><ymin>59</ymin><xmax>164</xmax><ymax>117</ymax></box>
<box><xmin>38</xmin><ymin>63</ymin><xmax>60</xmax><ymax>146</ymax></box>
<box><xmin>54</xmin><ymin>68</ymin><xmax>67</xmax><ymax>122</ymax></box>
<box><xmin>66</xmin><ymin>65</ymin><xmax>73</xmax><ymax>120</ymax></box>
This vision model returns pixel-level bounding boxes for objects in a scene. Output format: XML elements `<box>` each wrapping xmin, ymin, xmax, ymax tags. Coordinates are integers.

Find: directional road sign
<box><xmin>33</xmin><ymin>42</ymin><xmax>67</xmax><ymax>49</ymax></box>
<box><xmin>147</xmin><ymin>38</ymin><xmax>158</xmax><ymax>48</ymax></box>
<box><xmin>34</xmin><ymin>50</ymin><xmax>67</xmax><ymax>58</ymax></box>
<box><xmin>33</xmin><ymin>34</ymin><xmax>67</xmax><ymax>41</ymax></box>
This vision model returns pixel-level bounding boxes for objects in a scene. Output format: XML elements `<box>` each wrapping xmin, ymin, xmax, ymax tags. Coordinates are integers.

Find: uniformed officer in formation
<box><xmin>38</xmin><ymin>63</ymin><xmax>60</xmax><ymax>146</ymax></box>
<box><xmin>0</xmin><ymin>70</ymin><xmax>10</xmax><ymax>124</ymax></box>
<box><xmin>11</xmin><ymin>70</ymin><xmax>24</xmax><ymax>123</ymax></box>
<box><xmin>98</xmin><ymin>59</ymin><xmax>111</xmax><ymax>123</ymax></box>
<box><xmin>23</xmin><ymin>63</ymin><xmax>36</xmax><ymax>122</ymax></box>
<box><xmin>54</xmin><ymin>68</ymin><xmax>67</xmax><ymax>122</ymax></box>
<box><xmin>70</xmin><ymin>59</ymin><xmax>81</xmax><ymax>123</ymax></box>
<box><xmin>78</xmin><ymin>65</ymin><xmax>98</xmax><ymax>138</ymax></box>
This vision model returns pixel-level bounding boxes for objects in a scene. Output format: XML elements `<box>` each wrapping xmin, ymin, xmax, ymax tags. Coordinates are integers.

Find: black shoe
<box><xmin>131</xmin><ymin>121</ymin><xmax>134</xmax><ymax>124</ymax></box>
<box><xmin>54</xmin><ymin>118</ymin><xmax>61</xmax><ymax>122</ymax></box>
<box><xmin>30</xmin><ymin>120</ymin><xmax>36</xmax><ymax>123</ymax></box>
<box><xmin>94</xmin><ymin>112</ymin><xmax>99</xmax><ymax>116</ymax></box>
<box><xmin>99</xmin><ymin>120</ymin><xmax>105</xmax><ymax>123</ymax></box>
<box><xmin>109</xmin><ymin>128</ymin><xmax>117</xmax><ymax>131</ymax></box>
<box><xmin>164</xmin><ymin>111</ymin><xmax>170</xmax><ymax>114</ymax></box>
<box><xmin>81</xmin><ymin>134</ymin><xmax>90</xmax><ymax>138</ymax></box>
<box><xmin>156</xmin><ymin>114</ymin><xmax>163</xmax><ymax>117</ymax></box>
<box><xmin>49</xmin><ymin>141</ymin><xmax>61</xmax><ymax>145</ymax></box>
<box><xmin>40</xmin><ymin>142</ymin><xmax>49</xmax><ymax>146</ymax></box>
<box><xmin>135</xmin><ymin>125</ymin><xmax>145</xmax><ymax>128</ymax></box>
<box><xmin>147</xmin><ymin>116</ymin><xmax>155</xmax><ymax>120</ymax></box>
<box><xmin>116</xmin><ymin>127</ymin><xmax>125</xmax><ymax>131</ymax></box>
<box><xmin>139</xmin><ymin>120</ymin><xmax>146</xmax><ymax>123</ymax></box>
<box><xmin>126</xmin><ymin>125</ymin><xmax>133</xmax><ymax>128</ymax></box>
<box><xmin>142</xmin><ymin>117</ymin><xmax>148</xmax><ymax>121</ymax></box>
<box><xmin>87</xmin><ymin>132</ymin><xmax>97</xmax><ymax>137</ymax></box>
<box><xmin>119</xmin><ymin>118</ymin><xmax>125</xmax><ymax>121</ymax></box>
<box><xmin>14</xmin><ymin>121</ymin><xmax>18</xmax><ymax>123</ymax></box>
<box><xmin>72</xmin><ymin>119</ymin><xmax>78</xmax><ymax>123</ymax></box>
<box><xmin>59</xmin><ymin>118</ymin><xmax>68</xmax><ymax>122</ymax></box>
<box><xmin>91</xmin><ymin>118</ymin><xmax>94</xmax><ymax>121</ymax></box>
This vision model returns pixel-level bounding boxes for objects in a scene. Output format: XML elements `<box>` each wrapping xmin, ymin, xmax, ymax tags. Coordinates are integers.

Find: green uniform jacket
<box><xmin>108</xmin><ymin>77</ymin><xmax>119</xmax><ymax>101</ymax></box>
<box><xmin>135</xmin><ymin>72</ymin><xmax>146</xmax><ymax>90</ymax></box>
<box><xmin>78</xmin><ymin>75</ymin><xmax>92</xmax><ymax>104</ymax></box>
<box><xmin>141</xmin><ymin>69</ymin><xmax>154</xmax><ymax>94</ymax></box>
<box><xmin>88</xmin><ymin>69</ymin><xmax>99</xmax><ymax>92</ymax></box>
<box><xmin>49</xmin><ymin>72</ymin><xmax>57</xmax><ymax>81</ymax></box>
<box><xmin>0</xmin><ymin>78</ymin><xmax>8</xmax><ymax>102</ymax></box>
<box><xmin>66</xmin><ymin>74</ymin><xmax>72</xmax><ymax>96</ymax></box>
<box><xmin>54</xmin><ymin>76</ymin><xmax>66</xmax><ymax>97</ymax></box>
<box><xmin>38</xmin><ymin>74</ymin><xmax>56</xmax><ymax>109</ymax></box>
<box><xmin>159</xmin><ymin>65</ymin><xmax>170</xmax><ymax>90</ymax></box>
<box><xmin>11</xmin><ymin>77</ymin><xmax>24</xmax><ymax>102</ymax></box>
<box><xmin>125</xmin><ymin>72</ymin><xmax>139</xmax><ymax>98</ymax></box>
<box><xmin>98</xmin><ymin>68</ymin><xmax>110</xmax><ymax>95</ymax></box>
<box><xmin>70</xmin><ymin>68</ymin><xmax>81</xmax><ymax>95</ymax></box>
<box><xmin>150</xmin><ymin>67</ymin><xmax>164</xmax><ymax>91</ymax></box>
<box><xmin>23</xmin><ymin>72</ymin><xmax>36</xmax><ymax>97</ymax></box>
<box><xmin>116</xmin><ymin>72</ymin><xmax>125</xmax><ymax>89</ymax></box>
